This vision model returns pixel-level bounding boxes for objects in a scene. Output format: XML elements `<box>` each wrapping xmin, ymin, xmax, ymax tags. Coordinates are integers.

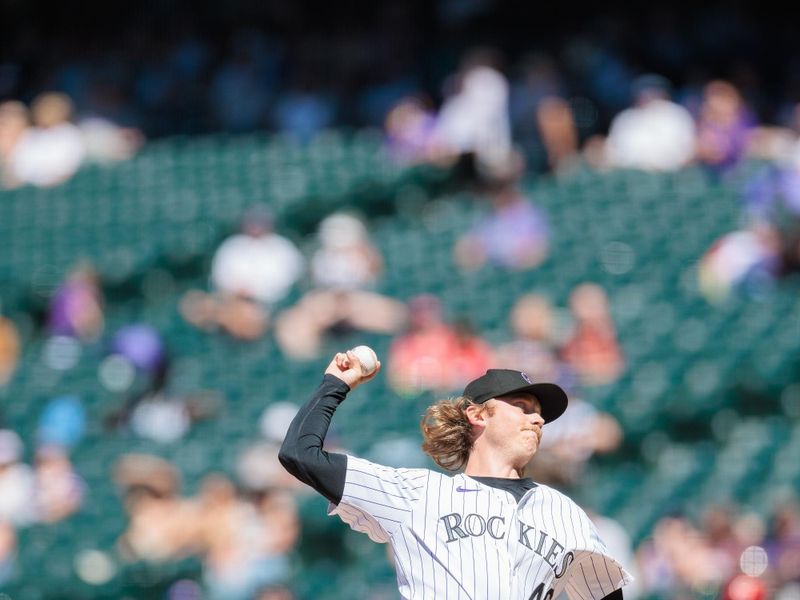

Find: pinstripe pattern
<box><xmin>329</xmin><ymin>456</ymin><xmax>632</xmax><ymax>599</ymax></box>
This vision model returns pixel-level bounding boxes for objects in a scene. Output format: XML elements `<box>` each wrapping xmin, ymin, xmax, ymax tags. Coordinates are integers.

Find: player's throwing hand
<box><xmin>324</xmin><ymin>350</ymin><xmax>381</xmax><ymax>390</ymax></box>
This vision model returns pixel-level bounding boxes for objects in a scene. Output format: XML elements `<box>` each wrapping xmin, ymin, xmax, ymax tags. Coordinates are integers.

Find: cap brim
<box><xmin>499</xmin><ymin>382</ymin><xmax>568</xmax><ymax>424</ymax></box>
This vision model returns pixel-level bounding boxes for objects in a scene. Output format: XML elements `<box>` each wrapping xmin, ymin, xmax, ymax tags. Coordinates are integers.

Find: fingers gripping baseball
<box><xmin>324</xmin><ymin>350</ymin><xmax>381</xmax><ymax>390</ymax></box>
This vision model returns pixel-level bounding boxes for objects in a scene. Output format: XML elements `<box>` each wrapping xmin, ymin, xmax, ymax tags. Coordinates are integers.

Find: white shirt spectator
<box><xmin>211</xmin><ymin>233</ymin><xmax>304</xmax><ymax>305</ymax></box>
<box><xmin>311</xmin><ymin>213</ymin><xmax>378</xmax><ymax>290</ymax></box>
<box><xmin>436</xmin><ymin>65</ymin><xmax>512</xmax><ymax>168</ymax></box>
<box><xmin>606</xmin><ymin>98</ymin><xmax>695</xmax><ymax>171</ymax></box>
<box><xmin>9</xmin><ymin>122</ymin><xmax>86</xmax><ymax>186</ymax></box>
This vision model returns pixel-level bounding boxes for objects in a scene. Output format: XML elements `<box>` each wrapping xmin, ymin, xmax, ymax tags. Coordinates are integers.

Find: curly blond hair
<box><xmin>420</xmin><ymin>397</ymin><xmax>494</xmax><ymax>471</ymax></box>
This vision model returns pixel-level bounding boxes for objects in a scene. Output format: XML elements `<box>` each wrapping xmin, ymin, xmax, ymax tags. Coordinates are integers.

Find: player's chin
<box><xmin>522</xmin><ymin>432</ymin><xmax>540</xmax><ymax>451</ymax></box>
<box><xmin>522</xmin><ymin>439</ymin><xmax>539</xmax><ymax>456</ymax></box>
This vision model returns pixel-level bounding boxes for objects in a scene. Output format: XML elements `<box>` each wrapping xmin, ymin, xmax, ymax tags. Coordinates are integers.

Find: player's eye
<box><xmin>518</xmin><ymin>402</ymin><xmax>541</xmax><ymax>414</ymax></box>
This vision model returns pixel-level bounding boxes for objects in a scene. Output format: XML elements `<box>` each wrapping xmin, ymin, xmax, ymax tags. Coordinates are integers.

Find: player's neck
<box><xmin>463</xmin><ymin>450</ymin><xmax>524</xmax><ymax>479</ymax></box>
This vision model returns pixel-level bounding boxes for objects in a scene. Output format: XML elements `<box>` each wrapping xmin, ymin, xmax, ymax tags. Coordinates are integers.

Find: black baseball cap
<box><xmin>462</xmin><ymin>369</ymin><xmax>568</xmax><ymax>423</ymax></box>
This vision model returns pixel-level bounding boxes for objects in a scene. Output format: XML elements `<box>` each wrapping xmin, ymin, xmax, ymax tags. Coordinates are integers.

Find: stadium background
<box><xmin>1</xmin><ymin>1</ymin><xmax>799</xmax><ymax>599</ymax></box>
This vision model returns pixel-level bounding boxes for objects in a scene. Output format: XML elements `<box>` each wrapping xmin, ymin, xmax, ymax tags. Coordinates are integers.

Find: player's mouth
<box><xmin>522</xmin><ymin>427</ymin><xmax>542</xmax><ymax>441</ymax></box>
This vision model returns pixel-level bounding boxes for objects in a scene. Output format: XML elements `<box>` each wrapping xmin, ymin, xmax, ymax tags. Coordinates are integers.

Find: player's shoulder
<box><xmin>346</xmin><ymin>455</ymin><xmax>435</xmax><ymax>480</ymax></box>
<box><xmin>534</xmin><ymin>482</ymin><xmax>587</xmax><ymax>511</ymax></box>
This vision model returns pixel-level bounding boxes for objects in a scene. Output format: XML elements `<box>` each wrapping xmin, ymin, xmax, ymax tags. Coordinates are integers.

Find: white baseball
<box><xmin>350</xmin><ymin>345</ymin><xmax>378</xmax><ymax>375</ymax></box>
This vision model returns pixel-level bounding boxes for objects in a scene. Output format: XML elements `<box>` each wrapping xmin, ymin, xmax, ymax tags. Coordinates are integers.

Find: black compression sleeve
<box><xmin>601</xmin><ymin>589</ymin><xmax>623</xmax><ymax>600</ymax></box>
<box><xmin>278</xmin><ymin>374</ymin><xmax>350</xmax><ymax>504</ymax></box>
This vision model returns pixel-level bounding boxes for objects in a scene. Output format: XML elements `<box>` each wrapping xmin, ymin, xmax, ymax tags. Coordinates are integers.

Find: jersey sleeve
<box><xmin>328</xmin><ymin>455</ymin><xmax>428</xmax><ymax>543</ymax></box>
<box><xmin>564</xmin><ymin>511</ymin><xmax>634</xmax><ymax>600</ymax></box>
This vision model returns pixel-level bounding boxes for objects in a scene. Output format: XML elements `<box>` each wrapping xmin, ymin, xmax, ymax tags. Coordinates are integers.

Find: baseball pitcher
<box><xmin>280</xmin><ymin>350</ymin><xmax>632</xmax><ymax>599</ymax></box>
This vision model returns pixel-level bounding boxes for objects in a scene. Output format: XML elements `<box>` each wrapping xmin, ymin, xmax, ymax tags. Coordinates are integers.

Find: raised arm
<box><xmin>278</xmin><ymin>351</ymin><xmax>381</xmax><ymax>504</ymax></box>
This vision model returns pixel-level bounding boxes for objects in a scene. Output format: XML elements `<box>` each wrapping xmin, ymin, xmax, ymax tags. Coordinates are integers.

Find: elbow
<box><xmin>278</xmin><ymin>441</ymin><xmax>302</xmax><ymax>477</ymax></box>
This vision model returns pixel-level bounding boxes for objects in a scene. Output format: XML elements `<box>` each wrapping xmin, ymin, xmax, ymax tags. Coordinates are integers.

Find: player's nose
<box><xmin>528</xmin><ymin>412</ymin><xmax>545</xmax><ymax>427</ymax></box>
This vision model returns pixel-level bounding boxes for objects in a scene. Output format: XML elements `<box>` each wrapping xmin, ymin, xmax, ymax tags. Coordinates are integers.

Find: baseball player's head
<box><xmin>421</xmin><ymin>369</ymin><xmax>567</xmax><ymax>475</ymax></box>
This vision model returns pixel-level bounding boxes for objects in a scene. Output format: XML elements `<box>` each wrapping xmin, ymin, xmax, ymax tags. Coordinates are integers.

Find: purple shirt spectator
<box><xmin>743</xmin><ymin>163</ymin><xmax>800</xmax><ymax>222</ymax></box>
<box><xmin>109</xmin><ymin>324</ymin><xmax>167</xmax><ymax>375</ymax></box>
<box><xmin>468</xmin><ymin>191</ymin><xmax>550</xmax><ymax>270</ymax></box>
<box><xmin>695</xmin><ymin>80</ymin><xmax>756</xmax><ymax>175</ymax></box>
<box><xmin>47</xmin><ymin>266</ymin><xmax>104</xmax><ymax>340</ymax></box>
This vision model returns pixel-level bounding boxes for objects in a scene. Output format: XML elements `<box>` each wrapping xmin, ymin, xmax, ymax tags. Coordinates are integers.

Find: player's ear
<box><xmin>465</xmin><ymin>402</ymin><xmax>488</xmax><ymax>428</ymax></box>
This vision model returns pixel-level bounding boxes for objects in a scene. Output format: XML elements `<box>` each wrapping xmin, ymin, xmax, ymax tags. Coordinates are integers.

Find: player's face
<box><xmin>484</xmin><ymin>393</ymin><xmax>545</xmax><ymax>460</ymax></box>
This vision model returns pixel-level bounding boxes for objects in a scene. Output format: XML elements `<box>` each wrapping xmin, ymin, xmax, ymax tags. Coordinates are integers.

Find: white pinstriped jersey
<box><xmin>330</xmin><ymin>456</ymin><xmax>632</xmax><ymax>600</ymax></box>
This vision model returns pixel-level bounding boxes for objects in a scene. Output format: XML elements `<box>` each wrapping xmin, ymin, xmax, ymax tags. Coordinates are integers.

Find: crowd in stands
<box><xmin>2</xmin><ymin>47</ymin><xmax>800</xmax><ymax>592</ymax></box>
<box><xmin>3</xmin><ymin>5</ymin><xmax>800</xmax><ymax>179</ymax></box>
<box><xmin>0</xmin><ymin>93</ymin><xmax>141</xmax><ymax>189</ymax></box>
<box><xmin>2</xmin><ymin>5</ymin><xmax>800</xmax><ymax>599</ymax></box>
<box><xmin>637</xmin><ymin>501</ymin><xmax>800</xmax><ymax>600</ymax></box>
<box><xmin>274</xmin><ymin>211</ymin><xmax>407</xmax><ymax>360</ymax></box>
<box><xmin>114</xmin><ymin>454</ymin><xmax>299</xmax><ymax>600</ymax></box>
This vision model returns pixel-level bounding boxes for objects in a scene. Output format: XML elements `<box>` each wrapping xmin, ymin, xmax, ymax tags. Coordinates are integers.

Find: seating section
<box><xmin>0</xmin><ymin>133</ymin><xmax>798</xmax><ymax>599</ymax></box>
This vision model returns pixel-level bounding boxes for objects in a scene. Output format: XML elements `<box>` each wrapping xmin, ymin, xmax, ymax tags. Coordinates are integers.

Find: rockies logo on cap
<box><xmin>520</xmin><ymin>372</ymin><xmax>532</xmax><ymax>384</ymax></box>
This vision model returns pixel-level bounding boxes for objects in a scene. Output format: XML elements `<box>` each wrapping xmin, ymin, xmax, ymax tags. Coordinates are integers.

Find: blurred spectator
<box><xmin>7</xmin><ymin>92</ymin><xmax>86</xmax><ymax>187</ymax></box>
<box><xmin>494</xmin><ymin>293</ymin><xmax>573</xmax><ymax>385</ymax></box>
<box><xmin>448</xmin><ymin>317</ymin><xmax>495</xmax><ymax>386</ymax></box>
<box><xmin>181</xmin><ymin>207</ymin><xmax>305</xmax><ymax>341</ymax></box>
<box><xmin>116</xmin><ymin>455</ymin><xmax>299</xmax><ymax>599</ymax></box>
<box><xmin>561</xmin><ymin>283</ymin><xmax>625</xmax><ymax>386</ymax></box>
<box><xmin>535</xmin><ymin>96</ymin><xmax>580</xmax><ymax>173</ymax></box>
<box><xmin>273</xmin><ymin>77</ymin><xmax>336</xmax><ymax>143</ymax></box>
<box><xmin>509</xmin><ymin>53</ymin><xmax>568</xmax><ymax>172</ymax></box>
<box><xmin>78</xmin><ymin>115</ymin><xmax>144</xmax><ymax>163</ymax></box>
<box><xmin>605</xmin><ymin>74</ymin><xmax>696</xmax><ymax>171</ymax></box>
<box><xmin>740</xmin><ymin>142</ymin><xmax>800</xmax><ymax>279</ymax></box>
<box><xmin>0</xmin><ymin>100</ymin><xmax>28</xmax><ymax>188</ymax></box>
<box><xmin>237</xmin><ymin>442</ymin><xmax>305</xmax><ymax>494</ymax></box>
<box><xmin>103</xmin><ymin>323</ymin><xmax>171</xmax><ymax>430</ymax></box>
<box><xmin>0</xmin><ymin>430</ymin><xmax>35</xmax><ymax>526</ymax></box>
<box><xmin>274</xmin><ymin>212</ymin><xmax>407</xmax><ymax>359</ymax></box>
<box><xmin>104</xmin><ymin>323</ymin><xmax>221</xmax><ymax>443</ymax></box>
<box><xmin>435</xmin><ymin>49</ymin><xmax>512</xmax><ymax>173</ymax></box>
<box><xmin>259</xmin><ymin>402</ymin><xmax>300</xmax><ymax>448</ymax></box>
<box><xmin>388</xmin><ymin>295</ymin><xmax>492</xmax><ymax>395</ymax></box>
<box><xmin>198</xmin><ymin>475</ymin><xmax>297</xmax><ymax>600</ymax></box>
<box><xmin>454</xmin><ymin>151</ymin><xmax>550</xmax><ymax>272</ymax></box>
<box><xmin>33</xmin><ymin>445</ymin><xmax>85</xmax><ymax>523</ymax></box>
<box><xmin>46</xmin><ymin>263</ymin><xmax>104</xmax><ymax>342</ymax></box>
<box><xmin>383</xmin><ymin>95</ymin><xmax>444</xmax><ymax>165</ymax></box>
<box><xmin>211</xmin><ymin>32</ymin><xmax>273</xmax><ymax>132</ymax></box>
<box><xmin>636</xmin><ymin>513</ymin><xmax>724</xmax><ymax>597</ymax></box>
<box><xmin>695</xmin><ymin>80</ymin><xmax>755</xmax><ymax>175</ymax></box>
<box><xmin>697</xmin><ymin>223</ymin><xmax>782</xmax><ymax>304</ymax></box>
<box><xmin>115</xmin><ymin>454</ymin><xmax>196</xmax><ymax>563</ymax></box>
<box><xmin>700</xmin><ymin>504</ymin><xmax>748</xmax><ymax>578</ymax></box>
<box><xmin>114</xmin><ymin>453</ymin><xmax>181</xmax><ymax>498</ymax></box>
<box><xmin>742</xmin><ymin>151</ymin><xmax>800</xmax><ymax>225</ymax></box>
<box><xmin>118</xmin><ymin>482</ymin><xmax>198</xmax><ymax>563</ymax></box>
<box><xmin>0</xmin><ymin>310</ymin><xmax>20</xmax><ymax>387</ymax></box>
<box><xmin>36</xmin><ymin>394</ymin><xmax>87</xmax><ymax>449</ymax></box>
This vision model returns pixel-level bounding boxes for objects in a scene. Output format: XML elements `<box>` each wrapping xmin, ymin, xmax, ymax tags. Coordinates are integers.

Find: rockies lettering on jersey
<box><xmin>330</xmin><ymin>456</ymin><xmax>632</xmax><ymax>600</ymax></box>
